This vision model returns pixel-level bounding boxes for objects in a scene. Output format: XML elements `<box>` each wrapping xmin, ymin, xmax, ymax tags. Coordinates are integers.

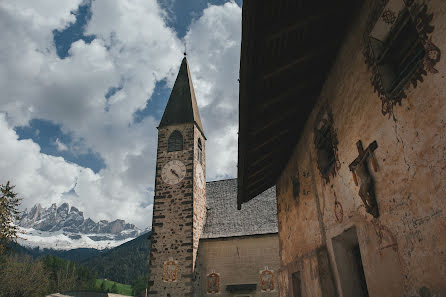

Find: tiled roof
<box><xmin>201</xmin><ymin>179</ymin><xmax>278</xmax><ymax>239</ymax></box>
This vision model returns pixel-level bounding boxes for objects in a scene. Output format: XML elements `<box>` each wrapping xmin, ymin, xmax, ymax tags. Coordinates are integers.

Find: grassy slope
<box><xmin>95</xmin><ymin>279</ymin><xmax>133</xmax><ymax>296</ymax></box>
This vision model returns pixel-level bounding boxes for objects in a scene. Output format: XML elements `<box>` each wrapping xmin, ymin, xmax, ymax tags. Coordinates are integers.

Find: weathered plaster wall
<box><xmin>196</xmin><ymin>234</ymin><xmax>280</xmax><ymax>297</ymax></box>
<box><xmin>276</xmin><ymin>1</ymin><xmax>446</xmax><ymax>297</ymax></box>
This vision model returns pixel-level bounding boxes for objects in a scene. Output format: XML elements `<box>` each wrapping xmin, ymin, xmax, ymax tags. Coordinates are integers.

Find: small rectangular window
<box><xmin>197</xmin><ymin>138</ymin><xmax>203</xmax><ymax>163</ymax></box>
<box><xmin>369</xmin><ymin>7</ymin><xmax>425</xmax><ymax>96</ymax></box>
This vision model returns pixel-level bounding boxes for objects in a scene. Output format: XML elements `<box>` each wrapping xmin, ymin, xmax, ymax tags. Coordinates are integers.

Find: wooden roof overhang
<box><xmin>237</xmin><ymin>0</ymin><xmax>363</xmax><ymax>208</ymax></box>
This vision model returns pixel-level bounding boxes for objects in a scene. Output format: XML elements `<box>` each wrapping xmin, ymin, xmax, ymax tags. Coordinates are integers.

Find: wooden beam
<box><xmin>250</xmin><ymin>87</ymin><xmax>322</xmax><ymax>136</ymax></box>
<box><xmin>255</xmin><ymin>76</ymin><xmax>325</xmax><ymax>114</ymax></box>
<box><xmin>266</xmin><ymin>8</ymin><xmax>334</xmax><ymax>42</ymax></box>
<box><xmin>246</xmin><ymin>175</ymin><xmax>278</xmax><ymax>197</ymax></box>
<box><xmin>247</xmin><ymin>129</ymin><xmax>290</xmax><ymax>154</ymax></box>
<box><xmin>262</xmin><ymin>46</ymin><xmax>330</xmax><ymax>80</ymax></box>
<box><xmin>246</xmin><ymin>144</ymin><xmax>294</xmax><ymax>179</ymax></box>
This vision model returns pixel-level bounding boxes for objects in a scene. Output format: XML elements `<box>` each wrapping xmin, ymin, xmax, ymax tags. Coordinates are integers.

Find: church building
<box><xmin>147</xmin><ymin>57</ymin><xmax>281</xmax><ymax>297</ymax></box>
<box><xmin>237</xmin><ymin>1</ymin><xmax>445</xmax><ymax>297</ymax></box>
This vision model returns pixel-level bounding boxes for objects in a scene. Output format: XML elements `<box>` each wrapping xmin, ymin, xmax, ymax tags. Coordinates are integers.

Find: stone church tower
<box><xmin>148</xmin><ymin>57</ymin><xmax>207</xmax><ymax>297</ymax></box>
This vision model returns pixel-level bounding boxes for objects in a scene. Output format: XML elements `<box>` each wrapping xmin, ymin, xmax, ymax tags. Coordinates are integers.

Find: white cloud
<box><xmin>54</xmin><ymin>138</ymin><xmax>68</xmax><ymax>151</ymax></box>
<box><xmin>0</xmin><ymin>0</ymin><xmax>242</xmax><ymax>229</ymax></box>
<box><xmin>185</xmin><ymin>1</ymin><xmax>241</xmax><ymax>180</ymax></box>
<box><xmin>0</xmin><ymin>114</ymin><xmax>79</xmax><ymax>210</ymax></box>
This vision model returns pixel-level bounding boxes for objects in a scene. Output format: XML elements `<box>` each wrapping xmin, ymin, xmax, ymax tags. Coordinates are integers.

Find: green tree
<box><xmin>0</xmin><ymin>254</ymin><xmax>50</xmax><ymax>297</ymax></box>
<box><xmin>42</xmin><ymin>255</ymin><xmax>96</xmax><ymax>293</ymax></box>
<box><xmin>0</xmin><ymin>181</ymin><xmax>22</xmax><ymax>254</ymax></box>
<box><xmin>132</xmin><ymin>276</ymin><xmax>148</xmax><ymax>297</ymax></box>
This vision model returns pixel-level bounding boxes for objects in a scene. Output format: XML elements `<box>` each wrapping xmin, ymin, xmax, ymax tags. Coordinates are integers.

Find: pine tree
<box><xmin>0</xmin><ymin>181</ymin><xmax>22</xmax><ymax>254</ymax></box>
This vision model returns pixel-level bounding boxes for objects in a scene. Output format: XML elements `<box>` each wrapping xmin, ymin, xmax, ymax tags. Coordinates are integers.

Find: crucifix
<box><xmin>349</xmin><ymin>140</ymin><xmax>379</xmax><ymax>218</ymax></box>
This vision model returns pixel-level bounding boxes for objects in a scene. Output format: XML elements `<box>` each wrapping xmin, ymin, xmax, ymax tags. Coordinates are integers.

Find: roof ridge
<box><xmin>206</xmin><ymin>178</ymin><xmax>237</xmax><ymax>184</ymax></box>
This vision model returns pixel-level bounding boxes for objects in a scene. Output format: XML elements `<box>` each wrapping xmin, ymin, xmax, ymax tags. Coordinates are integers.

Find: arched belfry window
<box><xmin>197</xmin><ymin>138</ymin><xmax>203</xmax><ymax>163</ymax></box>
<box><xmin>168</xmin><ymin>130</ymin><xmax>183</xmax><ymax>152</ymax></box>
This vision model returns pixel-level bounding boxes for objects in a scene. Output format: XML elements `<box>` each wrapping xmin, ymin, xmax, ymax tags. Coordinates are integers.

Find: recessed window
<box><xmin>197</xmin><ymin>138</ymin><xmax>203</xmax><ymax>163</ymax></box>
<box><xmin>369</xmin><ymin>6</ymin><xmax>425</xmax><ymax>97</ymax></box>
<box><xmin>168</xmin><ymin>130</ymin><xmax>183</xmax><ymax>152</ymax></box>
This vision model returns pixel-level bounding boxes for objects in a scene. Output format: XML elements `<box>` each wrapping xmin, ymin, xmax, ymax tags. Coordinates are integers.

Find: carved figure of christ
<box><xmin>349</xmin><ymin>140</ymin><xmax>379</xmax><ymax>218</ymax></box>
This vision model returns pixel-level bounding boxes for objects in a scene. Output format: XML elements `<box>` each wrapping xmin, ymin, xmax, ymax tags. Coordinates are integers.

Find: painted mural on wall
<box><xmin>334</xmin><ymin>191</ymin><xmax>344</xmax><ymax>223</ymax></box>
<box><xmin>207</xmin><ymin>273</ymin><xmax>220</xmax><ymax>294</ymax></box>
<box><xmin>163</xmin><ymin>258</ymin><xmax>178</xmax><ymax>282</ymax></box>
<box><xmin>372</xmin><ymin>219</ymin><xmax>399</xmax><ymax>254</ymax></box>
<box><xmin>259</xmin><ymin>269</ymin><xmax>275</xmax><ymax>292</ymax></box>
<box><xmin>313</xmin><ymin>105</ymin><xmax>340</xmax><ymax>183</ymax></box>
<box><xmin>363</xmin><ymin>0</ymin><xmax>441</xmax><ymax>117</ymax></box>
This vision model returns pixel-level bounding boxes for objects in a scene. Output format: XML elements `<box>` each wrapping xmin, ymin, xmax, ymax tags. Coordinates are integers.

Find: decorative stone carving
<box><xmin>349</xmin><ymin>140</ymin><xmax>379</xmax><ymax>218</ymax></box>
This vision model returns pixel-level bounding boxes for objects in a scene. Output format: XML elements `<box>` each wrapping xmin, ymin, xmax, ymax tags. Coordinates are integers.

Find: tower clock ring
<box><xmin>161</xmin><ymin>160</ymin><xmax>186</xmax><ymax>185</ymax></box>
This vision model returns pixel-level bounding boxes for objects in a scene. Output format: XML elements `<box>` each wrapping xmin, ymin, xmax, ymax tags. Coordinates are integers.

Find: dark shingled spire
<box><xmin>159</xmin><ymin>57</ymin><xmax>204</xmax><ymax>134</ymax></box>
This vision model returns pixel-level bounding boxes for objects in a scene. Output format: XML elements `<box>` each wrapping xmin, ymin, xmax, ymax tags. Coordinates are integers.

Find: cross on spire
<box><xmin>184</xmin><ymin>41</ymin><xmax>187</xmax><ymax>56</ymax></box>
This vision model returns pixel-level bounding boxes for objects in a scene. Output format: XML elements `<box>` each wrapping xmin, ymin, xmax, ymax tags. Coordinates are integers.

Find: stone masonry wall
<box><xmin>193</xmin><ymin>125</ymin><xmax>207</xmax><ymax>272</ymax></box>
<box><xmin>148</xmin><ymin>123</ymin><xmax>196</xmax><ymax>297</ymax></box>
<box><xmin>276</xmin><ymin>1</ymin><xmax>446</xmax><ymax>297</ymax></box>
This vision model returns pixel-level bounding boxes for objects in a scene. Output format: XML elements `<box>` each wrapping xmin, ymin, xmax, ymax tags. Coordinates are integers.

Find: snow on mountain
<box><xmin>17</xmin><ymin>228</ymin><xmax>135</xmax><ymax>250</ymax></box>
<box><xmin>16</xmin><ymin>203</ymin><xmax>144</xmax><ymax>250</ymax></box>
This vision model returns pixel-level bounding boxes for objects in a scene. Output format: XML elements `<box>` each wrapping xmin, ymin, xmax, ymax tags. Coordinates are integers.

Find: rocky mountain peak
<box><xmin>17</xmin><ymin>202</ymin><xmax>141</xmax><ymax>242</ymax></box>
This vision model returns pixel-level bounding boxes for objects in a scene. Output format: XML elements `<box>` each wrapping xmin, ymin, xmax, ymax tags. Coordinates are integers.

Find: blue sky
<box><xmin>14</xmin><ymin>0</ymin><xmax>242</xmax><ymax>174</ymax></box>
<box><xmin>0</xmin><ymin>0</ymin><xmax>242</xmax><ymax>228</ymax></box>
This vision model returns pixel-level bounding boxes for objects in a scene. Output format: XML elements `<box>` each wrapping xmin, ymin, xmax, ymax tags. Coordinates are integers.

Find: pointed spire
<box><xmin>159</xmin><ymin>58</ymin><xmax>204</xmax><ymax>134</ymax></box>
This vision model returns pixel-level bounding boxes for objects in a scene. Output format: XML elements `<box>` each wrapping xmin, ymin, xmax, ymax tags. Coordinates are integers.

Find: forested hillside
<box><xmin>82</xmin><ymin>231</ymin><xmax>151</xmax><ymax>284</ymax></box>
<box><xmin>13</xmin><ymin>243</ymin><xmax>104</xmax><ymax>262</ymax></box>
<box><xmin>10</xmin><ymin>231</ymin><xmax>151</xmax><ymax>286</ymax></box>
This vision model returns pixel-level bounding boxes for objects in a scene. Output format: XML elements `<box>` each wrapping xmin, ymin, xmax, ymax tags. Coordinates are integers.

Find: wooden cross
<box><xmin>349</xmin><ymin>140</ymin><xmax>378</xmax><ymax>186</ymax></box>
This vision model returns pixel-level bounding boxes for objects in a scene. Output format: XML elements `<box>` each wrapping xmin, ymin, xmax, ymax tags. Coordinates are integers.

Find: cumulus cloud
<box><xmin>185</xmin><ymin>1</ymin><xmax>241</xmax><ymax>180</ymax></box>
<box><xmin>0</xmin><ymin>114</ymin><xmax>79</xmax><ymax>210</ymax></box>
<box><xmin>0</xmin><ymin>0</ymin><xmax>241</xmax><ymax>228</ymax></box>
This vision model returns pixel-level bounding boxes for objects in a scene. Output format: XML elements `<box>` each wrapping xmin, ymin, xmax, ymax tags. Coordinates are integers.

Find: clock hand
<box><xmin>170</xmin><ymin>169</ymin><xmax>179</xmax><ymax>178</ymax></box>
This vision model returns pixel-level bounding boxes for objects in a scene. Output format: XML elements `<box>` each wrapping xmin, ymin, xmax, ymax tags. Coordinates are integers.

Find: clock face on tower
<box><xmin>161</xmin><ymin>160</ymin><xmax>186</xmax><ymax>185</ymax></box>
<box><xmin>195</xmin><ymin>163</ymin><xmax>205</xmax><ymax>189</ymax></box>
